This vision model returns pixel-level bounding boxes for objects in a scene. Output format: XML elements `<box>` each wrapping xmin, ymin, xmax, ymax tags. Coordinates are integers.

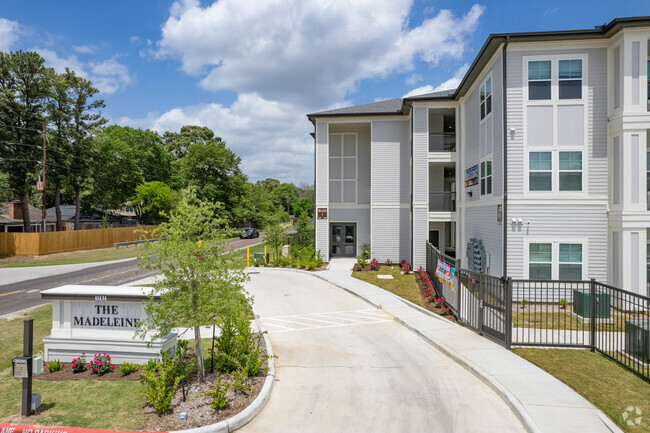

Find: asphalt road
<box><xmin>241</xmin><ymin>269</ymin><xmax>525</xmax><ymax>433</ymax></box>
<box><xmin>0</xmin><ymin>235</ymin><xmax>264</xmax><ymax>317</ymax></box>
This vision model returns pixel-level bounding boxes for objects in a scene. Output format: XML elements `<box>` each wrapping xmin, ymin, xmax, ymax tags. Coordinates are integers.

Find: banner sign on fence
<box><xmin>435</xmin><ymin>259</ymin><xmax>455</xmax><ymax>292</ymax></box>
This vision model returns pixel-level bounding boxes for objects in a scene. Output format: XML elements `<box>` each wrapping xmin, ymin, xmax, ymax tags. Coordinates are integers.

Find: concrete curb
<box><xmin>252</xmin><ymin>266</ymin><xmax>543</xmax><ymax>433</ymax></box>
<box><xmin>173</xmin><ymin>304</ymin><xmax>276</xmax><ymax>433</ymax></box>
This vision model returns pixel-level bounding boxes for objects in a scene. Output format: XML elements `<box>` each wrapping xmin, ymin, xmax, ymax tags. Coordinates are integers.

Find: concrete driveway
<box><xmin>241</xmin><ymin>269</ymin><xmax>525</xmax><ymax>433</ymax></box>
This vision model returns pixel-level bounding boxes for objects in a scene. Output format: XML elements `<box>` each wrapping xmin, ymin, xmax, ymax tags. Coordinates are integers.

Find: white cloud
<box><xmin>157</xmin><ymin>1</ymin><xmax>485</xmax><ymax>107</ymax></box>
<box><xmin>402</xmin><ymin>63</ymin><xmax>470</xmax><ymax>97</ymax></box>
<box><xmin>36</xmin><ymin>48</ymin><xmax>132</xmax><ymax>94</ymax></box>
<box><xmin>0</xmin><ymin>18</ymin><xmax>20</xmax><ymax>52</ymax></box>
<box><xmin>72</xmin><ymin>45</ymin><xmax>96</xmax><ymax>54</ymax></box>
<box><xmin>130</xmin><ymin>35</ymin><xmax>140</xmax><ymax>44</ymax></box>
<box><xmin>405</xmin><ymin>74</ymin><xmax>422</xmax><ymax>85</ymax></box>
<box><xmin>117</xmin><ymin>94</ymin><xmax>315</xmax><ymax>184</ymax></box>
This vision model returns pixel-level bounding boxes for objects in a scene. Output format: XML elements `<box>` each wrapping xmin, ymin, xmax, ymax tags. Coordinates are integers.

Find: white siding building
<box><xmin>308</xmin><ymin>17</ymin><xmax>650</xmax><ymax>296</ymax></box>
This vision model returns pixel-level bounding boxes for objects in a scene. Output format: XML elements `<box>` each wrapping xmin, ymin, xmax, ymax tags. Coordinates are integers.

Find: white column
<box><xmin>412</xmin><ymin>107</ymin><xmax>428</xmax><ymax>268</ymax></box>
<box><xmin>314</xmin><ymin>121</ymin><xmax>329</xmax><ymax>261</ymax></box>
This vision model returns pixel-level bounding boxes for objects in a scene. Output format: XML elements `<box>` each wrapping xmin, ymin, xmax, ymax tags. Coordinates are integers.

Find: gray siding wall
<box><xmin>506</xmin><ymin>47</ymin><xmax>608</xmax><ymax>197</ymax></box>
<box><xmin>315</xmin><ymin>121</ymin><xmax>329</xmax><ymax>259</ymax></box>
<box><xmin>462</xmin><ymin>205</ymin><xmax>503</xmax><ymax>277</ymax></box>
<box><xmin>413</xmin><ymin>107</ymin><xmax>428</xmax><ymax>267</ymax></box>
<box><xmin>330</xmin><ymin>207</ymin><xmax>370</xmax><ymax>257</ymax></box>
<box><xmin>507</xmin><ymin>203</ymin><xmax>607</xmax><ymax>281</ymax></box>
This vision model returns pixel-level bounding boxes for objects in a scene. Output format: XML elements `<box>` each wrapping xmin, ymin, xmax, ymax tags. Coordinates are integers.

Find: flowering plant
<box><xmin>89</xmin><ymin>353</ymin><xmax>114</xmax><ymax>375</ymax></box>
<box><xmin>434</xmin><ymin>297</ymin><xmax>446</xmax><ymax>308</ymax></box>
<box><xmin>71</xmin><ymin>353</ymin><xmax>86</xmax><ymax>373</ymax></box>
<box><xmin>369</xmin><ymin>258</ymin><xmax>378</xmax><ymax>271</ymax></box>
<box><xmin>352</xmin><ymin>263</ymin><xmax>362</xmax><ymax>272</ymax></box>
<box><xmin>441</xmin><ymin>306</ymin><xmax>452</xmax><ymax>316</ymax></box>
<box><xmin>400</xmin><ymin>260</ymin><xmax>411</xmax><ymax>273</ymax></box>
<box><xmin>385</xmin><ymin>259</ymin><xmax>392</xmax><ymax>266</ymax></box>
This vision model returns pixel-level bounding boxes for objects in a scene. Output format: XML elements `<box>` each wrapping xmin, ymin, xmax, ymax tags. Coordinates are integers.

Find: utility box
<box><xmin>31</xmin><ymin>393</ymin><xmax>41</xmax><ymax>411</ymax></box>
<box><xmin>32</xmin><ymin>355</ymin><xmax>43</xmax><ymax>375</ymax></box>
<box><xmin>572</xmin><ymin>289</ymin><xmax>611</xmax><ymax>319</ymax></box>
<box><xmin>12</xmin><ymin>356</ymin><xmax>32</xmax><ymax>378</ymax></box>
<box><xmin>625</xmin><ymin>320</ymin><xmax>650</xmax><ymax>362</ymax></box>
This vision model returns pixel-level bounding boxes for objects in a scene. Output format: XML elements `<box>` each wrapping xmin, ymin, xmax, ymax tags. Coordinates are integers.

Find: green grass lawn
<box><xmin>0</xmin><ymin>245</ymin><xmax>148</xmax><ymax>268</ymax></box>
<box><xmin>513</xmin><ymin>310</ymin><xmax>630</xmax><ymax>332</ymax></box>
<box><xmin>352</xmin><ymin>266</ymin><xmax>424</xmax><ymax>307</ymax></box>
<box><xmin>223</xmin><ymin>242</ymin><xmax>269</xmax><ymax>269</ymax></box>
<box><xmin>514</xmin><ymin>348</ymin><xmax>650</xmax><ymax>433</ymax></box>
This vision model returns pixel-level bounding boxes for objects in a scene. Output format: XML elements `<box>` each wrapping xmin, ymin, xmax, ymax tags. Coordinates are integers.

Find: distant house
<box><xmin>0</xmin><ymin>201</ymin><xmax>56</xmax><ymax>232</ymax></box>
<box><xmin>45</xmin><ymin>205</ymin><xmax>139</xmax><ymax>231</ymax></box>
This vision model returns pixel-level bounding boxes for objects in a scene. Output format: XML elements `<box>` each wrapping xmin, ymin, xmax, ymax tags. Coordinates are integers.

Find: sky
<box><xmin>0</xmin><ymin>0</ymin><xmax>648</xmax><ymax>185</ymax></box>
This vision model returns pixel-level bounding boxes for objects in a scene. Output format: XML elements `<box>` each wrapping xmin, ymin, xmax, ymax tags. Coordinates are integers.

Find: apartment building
<box><xmin>307</xmin><ymin>17</ymin><xmax>650</xmax><ymax>296</ymax></box>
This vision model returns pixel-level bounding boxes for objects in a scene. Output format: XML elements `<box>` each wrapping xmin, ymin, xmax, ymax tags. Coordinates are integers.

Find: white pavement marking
<box><xmin>260</xmin><ymin>308</ymin><xmax>393</xmax><ymax>333</ymax></box>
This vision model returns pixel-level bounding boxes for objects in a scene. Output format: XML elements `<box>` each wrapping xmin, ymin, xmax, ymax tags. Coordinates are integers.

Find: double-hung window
<box><xmin>558</xmin><ymin>59</ymin><xmax>582</xmax><ymax>99</ymax></box>
<box><xmin>480</xmin><ymin>159</ymin><xmax>492</xmax><ymax>195</ymax></box>
<box><xmin>528</xmin><ymin>60</ymin><xmax>551</xmax><ymax>100</ymax></box>
<box><xmin>529</xmin><ymin>242</ymin><xmax>583</xmax><ymax>280</ymax></box>
<box><xmin>480</xmin><ymin>77</ymin><xmax>492</xmax><ymax>120</ymax></box>
<box><xmin>559</xmin><ymin>151</ymin><xmax>582</xmax><ymax>191</ymax></box>
<box><xmin>529</xmin><ymin>152</ymin><xmax>552</xmax><ymax>191</ymax></box>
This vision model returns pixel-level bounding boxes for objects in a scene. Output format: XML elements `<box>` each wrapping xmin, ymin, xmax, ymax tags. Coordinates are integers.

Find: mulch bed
<box><xmin>37</xmin><ymin>363</ymin><xmax>143</xmax><ymax>381</ymax></box>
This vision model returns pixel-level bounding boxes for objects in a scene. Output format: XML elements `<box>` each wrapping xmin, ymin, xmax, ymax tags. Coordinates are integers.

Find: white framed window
<box><xmin>558</xmin><ymin>59</ymin><xmax>582</xmax><ymax>99</ymax></box>
<box><xmin>527</xmin><ymin>241</ymin><xmax>585</xmax><ymax>280</ymax></box>
<box><xmin>480</xmin><ymin>159</ymin><xmax>492</xmax><ymax>195</ymax></box>
<box><xmin>559</xmin><ymin>151</ymin><xmax>582</xmax><ymax>191</ymax></box>
<box><xmin>528</xmin><ymin>60</ymin><xmax>551</xmax><ymax>100</ymax></box>
<box><xmin>480</xmin><ymin>77</ymin><xmax>492</xmax><ymax>120</ymax></box>
<box><xmin>329</xmin><ymin>133</ymin><xmax>357</xmax><ymax>204</ymax></box>
<box><xmin>529</xmin><ymin>152</ymin><xmax>552</xmax><ymax>191</ymax></box>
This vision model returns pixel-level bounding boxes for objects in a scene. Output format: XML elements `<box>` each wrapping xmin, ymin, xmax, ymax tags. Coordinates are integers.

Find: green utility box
<box><xmin>572</xmin><ymin>289</ymin><xmax>611</xmax><ymax>319</ymax></box>
<box><xmin>625</xmin><ymin>320</ymin><xmax>650</xmax><ymax>363</ymax></box>
<box><xmin>253</xmin><ymin>252</ymin><xmax>269</xmax><ymax>264</ymax></box>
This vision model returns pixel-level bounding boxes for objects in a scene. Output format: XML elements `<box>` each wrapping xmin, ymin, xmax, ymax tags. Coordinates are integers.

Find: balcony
<box><xmin>429</xmin><ymin>133</ymin><xmax>455</xmax><ymax>153</ymax></box>
<box><xmin>429</xmin><ymin>191</ymin><xmax>456</xmax><ymax>212</ymax></box>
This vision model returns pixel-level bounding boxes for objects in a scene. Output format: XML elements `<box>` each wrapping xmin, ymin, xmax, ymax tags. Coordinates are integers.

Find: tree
<box><xmin>137</xmin><ymin>188</ymin><xmax>249</xmax><ymax>383</ymax></box>
<box><xmin>177</xmin><ymin>133</ymin><xmax>247</xmax><ymax>215</ymax></box>
<box><xmin>271</xmin><ymin>183</ymin><xmax>300</xmax><ymax>216</ymax></box>
<box><xmin>0</xmin><ymin>51</ymin><xmax>53</xmax><ymax>231</ymax></box>
<box><xmin>91</xmin><ymin>126</ymin><xmax>171</xmax><ymax>212</ymax></box>
<box><xmin>163</xmin><ymin>125</ymin><xmax>215</xmax><ymax>159</ymax></box>
<box><xmin>264</xmin><ymin>218</ymin><xmax>286</xmax><ymax>260</ymax></box>
<box><xmin>132</xmin><ymin>181</ymin><xmax>174</xmax><ymax>224</ymax></box>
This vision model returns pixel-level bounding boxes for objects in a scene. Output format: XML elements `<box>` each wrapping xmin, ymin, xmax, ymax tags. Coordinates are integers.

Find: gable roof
<box><xmin>0</xmin><ymin>202</ymin><xmax>56</xmax><ymax>225</ymax></box>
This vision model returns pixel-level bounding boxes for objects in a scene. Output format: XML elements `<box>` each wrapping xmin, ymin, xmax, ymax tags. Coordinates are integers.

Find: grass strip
<box><xmin>351</xmin><ymin>266</ymin><xmax>423</xmax><ymax>307</ymax></box>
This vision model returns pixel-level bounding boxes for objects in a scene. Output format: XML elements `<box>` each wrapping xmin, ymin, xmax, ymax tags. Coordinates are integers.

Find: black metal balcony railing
<box><xmin>429</xmin><ymin>132</ymin><xmax>456</xmax><ymax>152</ymax></box>
<box><xmin>429</xmin><ymin>191</ymin><xmax>456</xmax><ymax>212</ymax></box>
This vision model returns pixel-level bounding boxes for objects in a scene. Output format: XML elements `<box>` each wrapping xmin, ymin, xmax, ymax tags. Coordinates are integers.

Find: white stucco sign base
<box><xmin>41</xmin><ymin>285</ymin><xmax>177</xmax><ymax>364</ymax></box>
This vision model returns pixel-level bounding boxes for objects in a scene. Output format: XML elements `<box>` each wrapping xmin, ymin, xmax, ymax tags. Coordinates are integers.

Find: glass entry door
<box><xmin>330</xmin><ymin>223</ymin><xmax>356</xmax><ymax>257</ymax></box>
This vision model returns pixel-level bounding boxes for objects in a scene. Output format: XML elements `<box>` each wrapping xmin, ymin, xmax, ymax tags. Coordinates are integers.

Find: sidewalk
<box><xmin>313</xmin><ymin>258</ymin><xmax>623</xmax><ymax>433</ymax></box>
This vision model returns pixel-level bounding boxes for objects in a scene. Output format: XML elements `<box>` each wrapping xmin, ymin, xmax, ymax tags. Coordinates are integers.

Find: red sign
<box><xmin>37</xmin><ymin>182</ymin><xmax>44</xmax><ymax>191</ymax></box>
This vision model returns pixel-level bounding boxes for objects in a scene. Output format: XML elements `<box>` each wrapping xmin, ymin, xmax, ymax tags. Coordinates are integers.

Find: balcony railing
<box><xmin>429</xmin><ymin>191</ymin><xmax>456</xmax><ymax>212</ymax></box>
<box><xmin>429</xmin><ymin>133</ymin><xmax>456</xmax><ymax>152</ymax></box>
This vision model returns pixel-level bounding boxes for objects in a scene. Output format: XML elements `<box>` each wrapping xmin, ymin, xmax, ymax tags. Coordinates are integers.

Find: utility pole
<box><xmin>42</xmin><ymin>118</ymin><xmax>47</xmax><ymax>233</ymax></box>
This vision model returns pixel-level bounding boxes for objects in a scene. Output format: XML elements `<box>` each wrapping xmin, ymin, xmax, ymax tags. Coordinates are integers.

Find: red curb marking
<box><xmin>1</xmin><ymin>424</ymin><xmax>166</xmax><ymax>433</ymax></box>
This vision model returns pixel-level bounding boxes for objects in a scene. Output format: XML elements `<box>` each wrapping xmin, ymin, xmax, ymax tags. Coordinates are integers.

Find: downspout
<box><xmin>502</xmin><ymin>36</ymin><xmax>509</xmax><ymax>277</ymax></box>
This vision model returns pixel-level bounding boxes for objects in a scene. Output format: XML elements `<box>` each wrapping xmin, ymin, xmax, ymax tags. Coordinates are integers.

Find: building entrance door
<box><xmin>330</xmin><ymin>223</ymin><xmax>356</xmax><ymax>257</ymax></box>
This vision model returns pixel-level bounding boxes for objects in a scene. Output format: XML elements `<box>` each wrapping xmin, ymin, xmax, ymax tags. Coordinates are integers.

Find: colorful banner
<box><xmin>435</xmin><ymin>258</ymin><xmax>455</xmax><ymax>292</ymax></box>
<box><xmin>0</xmin><ymin>425</ymin><xmax>163</xmax><ymax>433</ymax></box>
<box><xmin>464</xmin><ymin>164</ymin><xmax>479</xmax><ymax>188</ymax></box>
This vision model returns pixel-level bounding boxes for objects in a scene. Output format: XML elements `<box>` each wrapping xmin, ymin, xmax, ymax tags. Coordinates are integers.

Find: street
<box><xmin>0</xmin><ymin>236</ymin><xmax>264</xmax><ymax>317</ymax></box>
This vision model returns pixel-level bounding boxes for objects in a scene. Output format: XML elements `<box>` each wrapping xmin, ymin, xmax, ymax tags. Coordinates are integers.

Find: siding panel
<box><xmin>463</xmin><ymin>205</ymin><xmax>503</xmax><ymax>276</ymax></box>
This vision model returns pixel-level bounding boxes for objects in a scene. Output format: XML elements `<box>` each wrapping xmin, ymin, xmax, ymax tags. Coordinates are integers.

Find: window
<box><xmin>480</xmin><ymin>77</ymin><xmax>492</xmax><ymax>120</ymax></box>
<box><xmin>558</xmin><ymin>59</ymin><xmax>582</xmax><ymax>99</ymax></box>
<box><xmin>528</xmin><ymin>60</ymin><xmax>551</xmax><ymax>100</ymax></box>
<box><xmin>529</xmin><ymin>243</ymin><xmax>552</xmax><ymax>280</ymax></box>
<box><xmin>329</xmin><ymin>133</ymin><xmax>356</xmax><ymax>203</ymax></box>
<box><xmin>529</xmin><ymin>152</ymin><xmax>552</xmax><ymax>191</ymax></box>
<box><xmin>559</xmin><ymin>244</ymin><xmax>582</xmax><ymax>280</ymax></box>
<box><xmin>480</xmin><ymin>159</ymin><xmax>492</xmax><ymax>195</ymax></box>
<box><xmin>559</xmin><ymin>151</ymin><xmax>582</xmax><ymax>191</ymax></box>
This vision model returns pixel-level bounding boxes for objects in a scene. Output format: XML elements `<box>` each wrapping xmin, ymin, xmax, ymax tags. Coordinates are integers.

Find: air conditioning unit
<box><xmin>625</xmin><ymin>320</ymin><xmax>650</xmax><ymax>363</ymax></box>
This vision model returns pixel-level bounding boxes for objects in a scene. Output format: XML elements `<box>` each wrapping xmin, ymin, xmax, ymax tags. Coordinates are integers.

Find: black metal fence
<box><xmin>425</xmin><ymin>242</ymin><xmax>650</xmax><ymax>381</ymax></box>
<box><xmin>426</xmin><ymin>242</ymin><xmax>460</xmax><ymax>315</ymax></box>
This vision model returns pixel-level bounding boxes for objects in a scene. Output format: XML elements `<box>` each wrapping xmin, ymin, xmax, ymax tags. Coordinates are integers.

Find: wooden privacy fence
<box><xmin>0</xmin><ymin>225</ymin><xmax>158</xmax><ymax>256</ymax></box>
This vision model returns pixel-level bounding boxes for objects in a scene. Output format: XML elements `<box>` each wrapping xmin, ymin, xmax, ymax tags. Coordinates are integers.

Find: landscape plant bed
<box><xmin>258</xmin><ymin>262</ymin><xmax>329</xmax><ymax>272</ymax></box>
<box><xmin>36</xmin><ymin>362</ymin><xmax>143</xmax><ymax>381</ymax></box>
<box><xmin>413</xmin><ymin>271</ymin><xmax>458</xmax><ymax>324</ymax></box>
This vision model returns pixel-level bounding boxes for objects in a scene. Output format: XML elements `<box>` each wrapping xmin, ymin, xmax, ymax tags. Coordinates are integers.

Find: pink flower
<box><xmin>94</xmin><ymin>367</ymin><xmax>98</xmax><ymax>371</ymax></box>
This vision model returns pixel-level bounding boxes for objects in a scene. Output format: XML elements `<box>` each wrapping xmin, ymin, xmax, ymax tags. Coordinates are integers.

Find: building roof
<box><xmin>0</xmin><ymin>202</ymin><xmax>57</xmax><ymax>225</ymax></box>
<box><xmin>307</xmin><ymin>16</ymin><xmax>650</xmax><ymax>119</ymax></box>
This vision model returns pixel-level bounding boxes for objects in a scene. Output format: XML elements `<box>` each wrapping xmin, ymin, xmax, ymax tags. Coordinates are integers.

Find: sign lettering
<box><xmin>72</xmin><ymin>301</ymin><xmax>141</xmax><ymax>330</ymax></box>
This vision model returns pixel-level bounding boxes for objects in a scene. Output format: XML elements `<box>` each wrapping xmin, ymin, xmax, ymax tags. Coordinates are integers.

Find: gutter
<box><xmin>502</xmin><ymin>36</ymin><xmax>509</xmax><ymax>277</ymax></box>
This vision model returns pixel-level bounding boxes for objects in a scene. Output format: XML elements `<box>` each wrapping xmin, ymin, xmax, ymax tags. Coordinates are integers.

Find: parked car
<box><xmin>240</xmin><ymin>228</ymin><xmax>260</xmax><ymax>239</ymax></box>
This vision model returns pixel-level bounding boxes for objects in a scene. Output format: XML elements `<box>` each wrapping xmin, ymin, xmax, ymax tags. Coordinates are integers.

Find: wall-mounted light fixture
<box><xmin>467</xmin><ymin>191</ymin><xmax>473</xmax><ymax>197</ymax></box>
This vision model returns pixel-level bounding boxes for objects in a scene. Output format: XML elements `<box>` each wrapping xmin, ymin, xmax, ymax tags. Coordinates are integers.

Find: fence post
<box><xmin>505</xmin><ymin>277</ymin><xmax>512</xmax><ymax>349</ymax></box>
<box><xmin>589</xmin><ymin>278</ymin><xmax>596</xmax><ymax>352</ymax></box>
<box><xmin>455</xmin><ymin>258</ymin><xmax>461</xmax><ymax>320</ymax></box>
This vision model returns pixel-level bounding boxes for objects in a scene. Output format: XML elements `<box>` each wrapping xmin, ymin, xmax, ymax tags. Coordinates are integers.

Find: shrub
<box><xmin>231</xmin><ymin>367</ymin><xmax>253</xmax><ymax>394</ymax></box>
<box><xmin>356</xmin><ymin>244</ymin><xmax>370</xmax><ymax>266</ymax></box>
<box><xmin>141</xmin><ymin>352</ymin><xmax>182</xmax><ymax>415</ymax></box>
<box><xmin>369</xmin><ymin>258</ymin><xmax>378</xmax><ymax>271</ymax></box>
<box><xmin>434</xmin><ymin>297</ymin><xmax>445</xmax><ymax>308</ymax></box>
<box><xmin>47</xmin><ymin>359</ymin><xmax>63</xmax><ymax>373</ymax></box>
<box><xmin>120</xmin><ymin>362</ymin><xmax>139</xmax><ymax>377</ymax></box>
<box><xmin>559</xmin><ymin>298</ymin><xmax>568</xmax><ymax>309</ymax></box>
<box><xmin>441</xmin><ymin>306</ymin><xmax>452</xmax><ymax>316</ymax></box>
<box><xmin>205</xmin><ymin>375</ymin><xmax>230</xmax><ymax>410</ymax></box>
<box><xmin>178</xmin><ymin>339</ymin><xmax>190</xmax><ymax>359</ymax></box>
<box><xmin>352</xmin><ymin>263</ymin><xmax>362</xmax><ymax>272</ymax></box>
<box><xmin>71</xmin><ymin>353</ymin><xmax>86</xmax><ymax>373</ymax></box>
<box><xmin>213</xmin><ymin>315</ymin><xmax>271</xmax><ymax>377</ymax></box>
<box><xmin>144</xmin><ymin>358</ymin><xmax>160</xmax><ymax>373</ymax></box>
<box><xmin>400</xmin><ymin>260</ymin><xmax>411</xmax><ymax>273</ymax></box>
<box><xmin>520</xmin><ymin>299</ymin><xmax>529</xmax><ymax>309</ymax></box>
<box><xmin>89</xmin><ymin>353</ymin><xmax>114</xmax><ymax>375</ymax></box>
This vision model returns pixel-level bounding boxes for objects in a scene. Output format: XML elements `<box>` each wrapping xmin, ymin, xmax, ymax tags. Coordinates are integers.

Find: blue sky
<box><xmin>1</xmin><ymin>0</ymin><xmax>647</xmax><ymax>184</ymax></box>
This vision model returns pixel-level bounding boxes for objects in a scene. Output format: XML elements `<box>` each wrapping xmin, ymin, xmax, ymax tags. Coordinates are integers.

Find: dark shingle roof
<box><xmin>307</xmin><ymin>98</ymin><xmax>404</xmax><ymax>118</ymax></box>
<box><xmin>406</xmin><ymin>89</ymin><xmax>455</xmax><ymax>100</ymax></box>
